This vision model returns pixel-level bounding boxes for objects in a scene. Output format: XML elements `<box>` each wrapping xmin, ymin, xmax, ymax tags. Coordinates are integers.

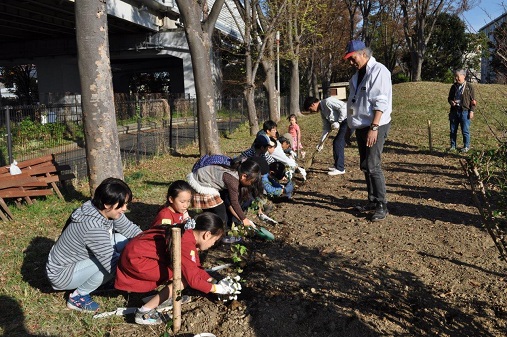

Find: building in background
<box><xmin>479</xmin><ymin>12</ymin><xmax>507</xmax><ymax>83</ymax></box>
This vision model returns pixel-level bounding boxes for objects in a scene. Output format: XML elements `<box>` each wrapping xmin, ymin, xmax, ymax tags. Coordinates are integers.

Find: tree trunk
<box><xmin>262</xmin><ymin>34</ymin><xmax>280</xmax><ymax>122</ymax></box>
<box><xmin>244</xmin><ymin>85</ymin><xmax>258</xmax><ymax>135</ymax></box>
<box><xmin>410</xmin><ymin>50</ymin><xmax>424</xmax><ymax>81</ymax></box>
<box><xmin>75</xmin><ymin>0</ymin><xmax>123</xmax><ymax>193</ymax></box>
<box><xmin>175</xmin><ymin>0</ymin><xmax>224</xmax><ymax>155</ymax></box>
<box><xmin>289</xmin><ymin>57</ymin><xmax>301</xmax><ymax>116</ymax></box>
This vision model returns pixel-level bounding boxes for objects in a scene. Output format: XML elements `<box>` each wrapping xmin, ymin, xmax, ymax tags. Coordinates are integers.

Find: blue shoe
<box><xmin>67</xmin><ymin>293</ymin><xmax>100</xmax><ymax>312</ymax></box>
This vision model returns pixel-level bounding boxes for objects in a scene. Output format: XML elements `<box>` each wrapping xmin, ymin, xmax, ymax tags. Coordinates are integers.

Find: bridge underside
<box><xmin>0</xmin><ymin>1</ymin><xmax>199</xmax><ymax>103</ymax></box>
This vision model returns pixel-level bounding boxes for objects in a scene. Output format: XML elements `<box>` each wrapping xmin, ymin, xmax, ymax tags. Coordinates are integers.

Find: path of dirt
<box><xmin>116</xmin><ymin>137</ymin><xmax>507</xmax><ymax>337</ymax></box>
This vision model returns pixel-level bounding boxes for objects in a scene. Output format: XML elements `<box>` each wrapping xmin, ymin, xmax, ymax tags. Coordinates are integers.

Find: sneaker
<box><xmin>371</xmin><ymin>202</ymin><xmax>388</xmax><ymax>222</ymax></box>
<box><xmin>448</xmin><ymin>147</ymin><xmax>457</xmax><ymax>152</ymax></box>
<box><xmin>328</xmin><ymin>169</ymin><xmax>345</xmax><ymax>176</ymax></box>
<box><xmin>156</xmin><ymin>295</ymin><xmax>192</xmax><ymax>312</ymax></box>
<box><xmin>354</xmin><ymin>202</ymin><xmax>377</xmax><ymax>212</ymax></box>
<box><xmin>135</xmin><ymin>308</ymin><xmax>165</xmax><ymax>325</ymax></box>
<box><xmin>460</xmin><ymin>147</ymin><xmax>469</xmax><ymax>153</ymax></box>
<box><xmin>328</xmin><ymin>167</ymin><xmax>336</xmax><ymax>171</ymax></box>
<box><xmin>67</xmin><ymin>293</ymin><xmax>100</xmax><ymax>312</ymax></box>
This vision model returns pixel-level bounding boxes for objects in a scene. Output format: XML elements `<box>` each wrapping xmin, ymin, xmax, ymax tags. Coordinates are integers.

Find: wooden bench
<box><xmin>0</xmin><ymin>154</ymin><xmax>75</xmax><ymax>220</ymax></box>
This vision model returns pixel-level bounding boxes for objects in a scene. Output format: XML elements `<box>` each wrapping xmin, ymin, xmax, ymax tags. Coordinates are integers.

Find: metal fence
<box><xmin>0</xmin><ymin>95</ymin><xmax>289</xmax><ymax>180</ymax></box>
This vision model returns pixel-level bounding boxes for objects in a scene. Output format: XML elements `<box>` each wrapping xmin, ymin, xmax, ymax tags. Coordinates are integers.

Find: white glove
<box><xmin>213</xmin><ymin>283</ymin><xmax>235</xmax><ymax>295</ymax></box>
<box><xmin>331</xmin><ymin>122</ymin><xmax>340</xmax><ymax>130</ymax></box>
<box><xmin>214</xmin><ymin>276</ymin><xmax>242</xmax><ymax>301</ymax></box>
<box><xmin>316</xmin><ymin>143</ymin><xmax>324</xmax><ymax>152</ymax></box>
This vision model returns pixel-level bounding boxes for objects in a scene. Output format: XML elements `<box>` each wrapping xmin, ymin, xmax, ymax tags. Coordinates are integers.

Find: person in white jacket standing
<box><xmin>344</xmin><ymin>40</ymin><xmax>392</xmax><ymax>222</ymax></box>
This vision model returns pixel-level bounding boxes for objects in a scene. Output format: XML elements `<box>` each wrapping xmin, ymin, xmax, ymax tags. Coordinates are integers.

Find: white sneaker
<box><xmin>328</xmin><ymin>169</ymin><xmax>345</xmax><ymax>176</ymax></box>
<box><xmin>328</xmin><ymin>167</ymin><xmax>336</xmax><ymax>171</ymax></box>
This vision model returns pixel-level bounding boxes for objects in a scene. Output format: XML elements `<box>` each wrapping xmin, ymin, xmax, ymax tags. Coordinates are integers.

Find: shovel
<box><xmin>250</xmin><ymin>221</ymin><xmax>275</xmax><ymax>241</ymax></box>
<box><xmin>304</xmin><ymin>130</ymin><xmax>332</xmax><ymax>168</ymax></box>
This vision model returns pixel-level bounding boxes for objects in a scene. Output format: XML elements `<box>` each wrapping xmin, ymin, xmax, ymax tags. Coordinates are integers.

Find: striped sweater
<box><xmin>46</xmin><ymin>200</ymin><xmax>142</xmax><ymax>290</ymax></box>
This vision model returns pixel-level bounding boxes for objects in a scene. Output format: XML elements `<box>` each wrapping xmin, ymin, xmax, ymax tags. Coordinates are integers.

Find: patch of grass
<box><xmin>0</xmin><ymin>82</ymin><xmax>506</xmax><ymax>336</ymax></box>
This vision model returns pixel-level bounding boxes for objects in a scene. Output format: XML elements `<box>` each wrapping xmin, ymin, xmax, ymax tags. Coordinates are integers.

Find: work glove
<box><xmin>213</xmin><ymin>283</ymin><xmax>234</xmax><ymax>295</ymax></box>
<box><xmin>298</xmin><ymin>167</ymin><xmax>307</xmax><ymax>181</ymax></box>
<box><xmin>331</xmin><ymin>122</ymin><xmax>340</xmax><ymax>130</ymax></box>
<box><xmin>214</xmin><ymin>276</ymin><xmax>242</xmax><ymax>302</ymax></box>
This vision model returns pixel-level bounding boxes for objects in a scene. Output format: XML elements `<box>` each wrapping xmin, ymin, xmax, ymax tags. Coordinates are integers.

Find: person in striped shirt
<box><xmin>46</xmin><ymin>177</ymin><xmax>142</xmax><ymax>312</ymax></box>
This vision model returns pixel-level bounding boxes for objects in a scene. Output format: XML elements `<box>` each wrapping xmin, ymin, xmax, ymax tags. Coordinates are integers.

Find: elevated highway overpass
<box><xmin>0</xmin><ymin>0</ymin><xmax>242</xmax><ymax>103</ymax></box>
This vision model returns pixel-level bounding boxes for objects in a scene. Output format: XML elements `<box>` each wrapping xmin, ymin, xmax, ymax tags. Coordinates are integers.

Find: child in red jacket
<box><xmin>115</xmin><ymin>212</ymin><xmax>238</xmax><ymax>325</ymax></box>
<box><xmin>150</xmin><ymin>180</ymin><xmax>192</xmax><ymax>227</ymax></box>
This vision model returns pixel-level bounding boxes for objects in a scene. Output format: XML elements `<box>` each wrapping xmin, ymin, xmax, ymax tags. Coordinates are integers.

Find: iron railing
<box><xmin>0</xmin><ymin>95</ymin><xmax>289</xmax><ymax>180</ymax></box>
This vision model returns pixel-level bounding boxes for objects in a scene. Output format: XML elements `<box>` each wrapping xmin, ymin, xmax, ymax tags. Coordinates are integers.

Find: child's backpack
<box><xmin>191</xmin><ymin>154</ymin><xmax>232</xmax><ymax>173</ymax></box>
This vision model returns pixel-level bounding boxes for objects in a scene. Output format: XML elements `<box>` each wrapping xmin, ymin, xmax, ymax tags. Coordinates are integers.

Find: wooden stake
<box><xmin>171</xmin><ymin>227</ymin><xmax>182</xmax><ymax>334</ymax></box>
<box><xmin>427</xmin><ymin>120</ymin><xmax>432</xmax><ymax>152</ymax></box>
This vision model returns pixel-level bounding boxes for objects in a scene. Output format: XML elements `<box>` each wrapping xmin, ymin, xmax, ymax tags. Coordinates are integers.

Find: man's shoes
<box><xmin>328</xmin><ymin>167</ymin><xmax>336</xmax><ymax>171</ymax></box>
<box><xmin>448</xmin><ymin>147</ymin><xmax>457</xmax><ymax>152</ymax></box>
<box><xmin>354</xmin><ymin>202</ymin><xmax>377</xmax><ymax>212</ymax></box>
<box><xmin>371</xmin><ymin>202</ymin><xmax>388</xmax><ymax>222</ymax></box>
<box><xmin>67</xmin><ymin>293</ymin><xmax>100</xmax><ymax>312</ymax></box>
<box><xmin>135</xmin><ymin>308</ymin><xmax>166</xmax><ymax>325</ymax></box>
<box><xmin>460</xmin><ymin>147</ymin><xmax>469</xmax><ymax>153</ymax></box>
<box><xmin>328</xmin><ymin>169</ymin><xmax>345</xmax><ymax>176</ymax></box>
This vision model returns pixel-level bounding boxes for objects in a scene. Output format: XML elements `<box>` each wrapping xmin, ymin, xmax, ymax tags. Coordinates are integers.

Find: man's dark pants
<box><xmin>355</xmin><ymin>123</ymin><xmax>390</xmax><ymax>204</ymax></box>
<box><xmin>332</xmin><ymin>120</ymin><xmax>349</xmax><ymax>171</ymax></box>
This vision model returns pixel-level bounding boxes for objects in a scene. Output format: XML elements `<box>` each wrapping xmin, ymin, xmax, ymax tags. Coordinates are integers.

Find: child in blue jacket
<box><xmin>262</xmin><ymin>162</ymin><xmax>294</xmax><ymax>199</ymax></box>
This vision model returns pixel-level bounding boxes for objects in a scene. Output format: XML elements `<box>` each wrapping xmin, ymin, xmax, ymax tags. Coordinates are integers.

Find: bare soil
<box><xmin>117</xmin><ymin>137</ymin><xmax>507</xmax><ymax>337</ymax></box>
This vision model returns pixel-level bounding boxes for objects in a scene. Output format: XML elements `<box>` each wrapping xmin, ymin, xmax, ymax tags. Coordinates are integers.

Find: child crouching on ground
<box><xmin>263</xmin><ymin>162</ymin><xmax>294</xmax><ymax>199</ymax></box>
<box><xmin>115</xmin><ymin>212</ymin><xmax>238</xmax><ymax>325</ymax></box>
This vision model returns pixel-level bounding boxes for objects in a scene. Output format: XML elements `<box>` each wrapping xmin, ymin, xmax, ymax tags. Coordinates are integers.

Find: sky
<box><xmin>461</xmin><ymin>1</ymin><xmax>507</xmax><ymax>33</ymax></box>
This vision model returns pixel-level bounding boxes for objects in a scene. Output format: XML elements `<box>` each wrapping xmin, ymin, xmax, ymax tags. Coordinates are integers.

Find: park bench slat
<box><xmin>0</xmin><ymin>154</ymin><xmax>75</xmax><ymax>221</ymax></box>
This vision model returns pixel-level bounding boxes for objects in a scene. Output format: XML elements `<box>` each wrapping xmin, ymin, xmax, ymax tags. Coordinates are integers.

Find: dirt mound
<box><xmin>125</xmin><ymin>143</ymin><xmax>507</xmax><ymax>337</ymax></box>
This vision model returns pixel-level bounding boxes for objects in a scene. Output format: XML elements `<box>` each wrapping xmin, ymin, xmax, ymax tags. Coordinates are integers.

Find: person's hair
<box><xmin>303</xmin><ymin>97</ymin><xmax>319</xmax><ymax>111</ymax></box>
<box><xmin>262</xmin><ymin>120</ymin><xmax>277</xmax><ymax>132</ymax></box>
<box><xmin>237</xmin><ymin>158</ymin><xmax>263</xmax><ymax>201</ymax></box>
<box><xmin>288</xmin><ymin>114</ymin><xmax>298</xmax><ymax>123</ymax></box>
<box><xmin>455</xmin><ymin>69</ymin><xmax>466</xmax><ymax>76</ymax></box>
<box><xmin>363</xmin><ymin>47</ymin><xmax>373</xmax><ymax>57</ymax></box>
<box><xmin>278</xmin><ymin>135</ymin><xmax>290</xmax><ymax>146</ymax></box>
<box><xmin>193</xmin><ymin>212</ymin><xmax>225</xmax><ymax>235</ymax></box>
<box><xmin>163</xmin><ymin>180</ymin><xmax>193</xmax><ymax>208</ymax></box>
<box><xmin>91</xmin><ymin>177</ymin><xmax>132</xmax><ymax>210</ymax></box>
<box><xmin>269</xmin><ymin>162</ymin><xmax>286</xmax><ymax>180</ymax></box>
<box><xmin>269</xmin><ymin>137</ymin><xmax>277</xmax><ymax>147</ymax></box>
<box><xmin>155</xmin><ymin>212</ymin><xmax>225</xmax><ymax>257</ymax></box>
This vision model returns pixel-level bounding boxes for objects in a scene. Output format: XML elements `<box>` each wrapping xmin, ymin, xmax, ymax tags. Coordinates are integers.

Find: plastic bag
<box><xmin>9</xmin><ymin>160</ymin><xmax>21</xmax><ymax>175</ymax></box>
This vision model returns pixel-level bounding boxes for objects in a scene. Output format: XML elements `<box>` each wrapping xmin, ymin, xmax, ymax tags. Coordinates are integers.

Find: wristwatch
<box><xmin>370</xmin><ymin>124</ymin><xmax>379</xmax><ymax>131</ymax></box>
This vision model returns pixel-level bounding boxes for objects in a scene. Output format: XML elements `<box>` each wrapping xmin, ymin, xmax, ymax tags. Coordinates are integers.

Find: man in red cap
<box><xmin>343</xmin><ymin>40</ymin><xmax>392</xmax><ymax>222</ymax></box>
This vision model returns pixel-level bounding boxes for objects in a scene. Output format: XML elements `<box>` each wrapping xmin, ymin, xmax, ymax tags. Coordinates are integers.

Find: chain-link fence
<box><xmin>0</xmin><ymin>94</ymin><xmax>289</xmax><ymax>180</ymax></box>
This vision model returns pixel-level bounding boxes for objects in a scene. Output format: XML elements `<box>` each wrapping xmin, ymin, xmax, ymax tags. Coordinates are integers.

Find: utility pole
<box><xmin>276</xmin><ymin>31</ymin><xmax>280</xmax><ymax>115</ymax></box>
